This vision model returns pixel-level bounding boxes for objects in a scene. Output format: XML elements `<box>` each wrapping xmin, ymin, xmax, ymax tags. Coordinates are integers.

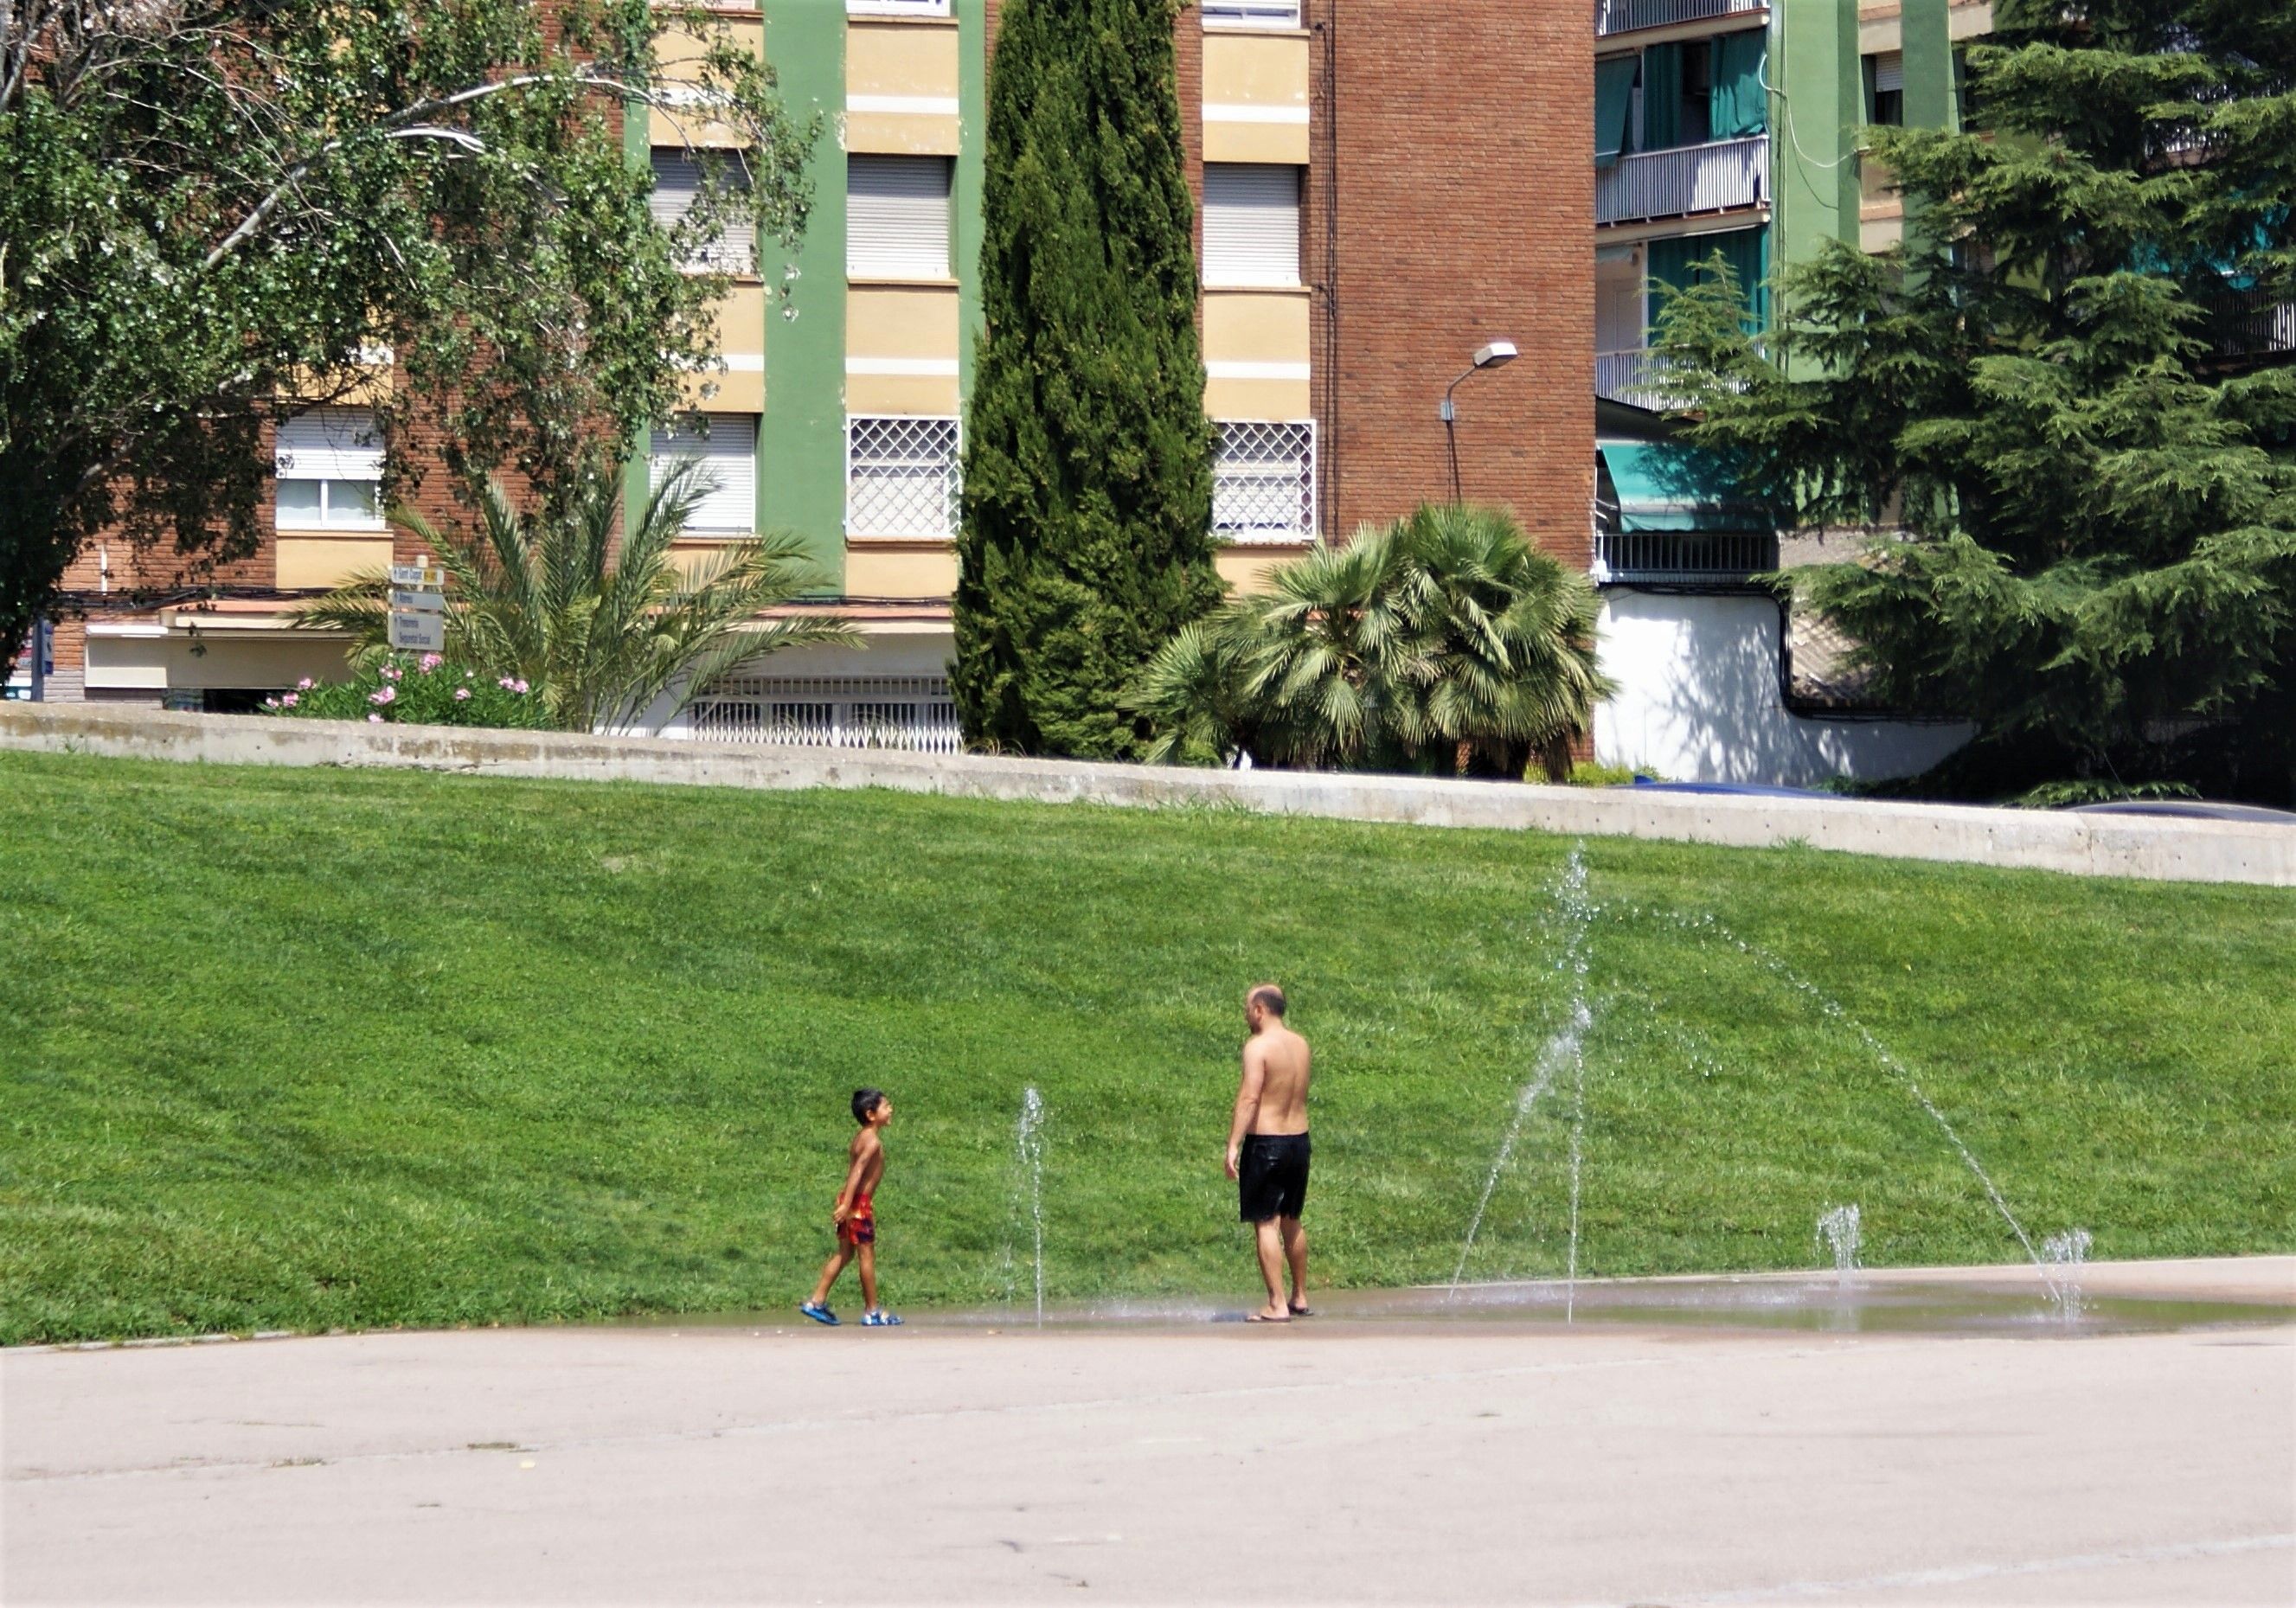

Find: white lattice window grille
<box><xmin>847</xmin><ymin>416</ymin><xmax>959</xmax><ymax>539</ymax></box>
<box><xmin>1213</xmin><ymin>420</ymin><xmax>1315</xmax><ymax>542</ymax></box>
<box><xmin>275</xmin><ymin>408</ymin><xmax>386</xmax><ymax>530</ymax></box>
<box><xmin>689</xmin><ymin>676</ymin><xmax>961</xmax><ymax>753</ymax></box>
<box><xmin>1203</xmin><ymin>0</ymin><xmax>1300</xmax><ymax>25</ymax></box>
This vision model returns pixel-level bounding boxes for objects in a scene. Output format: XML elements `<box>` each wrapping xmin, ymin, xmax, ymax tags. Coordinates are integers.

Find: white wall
<box><xmin>1595</xmin><ymin>589</ymin><xmax>1972</xmax><ymax>786</ymax></box>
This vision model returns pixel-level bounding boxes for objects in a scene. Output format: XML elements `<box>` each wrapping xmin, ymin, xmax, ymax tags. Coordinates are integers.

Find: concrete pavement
<box><xmin>4</xmin><ymin>1260</ymin><xmax>2293</xmax><ymax>1605</ymax></box>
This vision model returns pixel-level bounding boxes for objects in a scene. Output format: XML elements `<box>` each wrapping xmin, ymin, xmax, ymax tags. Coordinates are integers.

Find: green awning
<box><xmin>1595</xmin><ymin>55</ymin><xmax>1639</xmax><ymax>166</ymax></box>
<box><xmin>1598</xmin><ymin>442</ymin><xmax>1767</xmax><ymax>533</ymax></box>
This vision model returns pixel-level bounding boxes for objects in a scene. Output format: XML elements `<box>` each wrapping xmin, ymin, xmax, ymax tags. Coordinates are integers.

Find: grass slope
<box><xmin>1</xmin><ymin>749</ymin><xmax>2290</xmax><ymax>1344</ymax></box>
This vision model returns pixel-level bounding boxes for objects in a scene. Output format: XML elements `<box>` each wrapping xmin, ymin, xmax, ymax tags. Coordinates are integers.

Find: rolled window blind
<box><xmin>651</xmin><ymin>414</ymin><xmax>757</xmax><ymax>535</ymax></box>
<box><xmin>650</xmin><ymin>150</ymin><xmax>755</xmax><ymax>273</ymax></box>
<box><xmin>1202</xmin><ymin>163</ymin><xmax>1301</xmax><ymax>287</ymax></box>
<box><xmin>1870</xmin><ymin>52</ymin><xmax>1904</xmax><ymax>93</ymax></box>
<box><xmin>847</xmin><ymin>156</ymin><xmax>952</xmax><ymax>279</ymax></box>
<box><xmin>275</xmin><ymin>409</ymin><xmax>384</xmax><ymax>481</ymax></box>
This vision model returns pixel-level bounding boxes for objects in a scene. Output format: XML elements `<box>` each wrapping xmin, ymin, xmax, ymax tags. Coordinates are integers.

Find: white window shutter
<box><xmin>1871</xmin><ymin>52</ymin><xmax>1904</xmax><ymax>93</ymax></box>
<box><xmin>651</xmin><ymin>151</ymin><xmax>755</xmax><ymax>273</ymax></box>
<box><xmin>651</xmin><ymin>414</ymin><xmax>757</xmax><ymax>535</ymax></box>
<box><xmin>847</xmin><ymin>156</ymin><xmax>953</xmax><ymax>279</ymax></box>
<box><xmin>275</xmin><ymin>408</ymin><xmax>385</xmax><ymax>481</ymax></box>
<box><xmin>1202</xmin><ymin>164</ymin><xmax>1300</xmax><ymax>287</ymax></box>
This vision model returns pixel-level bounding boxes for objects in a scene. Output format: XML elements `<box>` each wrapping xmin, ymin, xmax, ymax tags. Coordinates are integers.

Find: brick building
<box><xmin>8</xmin><ymin>0</ymin><xmax>1594</xmax><ymax>745</ymax></box>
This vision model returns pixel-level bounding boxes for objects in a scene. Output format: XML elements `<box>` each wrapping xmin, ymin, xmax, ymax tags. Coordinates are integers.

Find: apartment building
<box><xmin>1588</xmin><ymin>0</ymin><xmax>1988</xmax><ymax>786</ymax></box>
<box><xmin>10</xmin><ymin>0</ymin><xmax>1592</xmax><ymax>748</ymax></box>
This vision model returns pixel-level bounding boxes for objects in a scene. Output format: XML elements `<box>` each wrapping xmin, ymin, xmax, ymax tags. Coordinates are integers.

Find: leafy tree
<box><xmin>1655</xmin><ymin>0</ymin><xmax>2296</xmax><ymax>802</ymax></box>
<box><xmin>1132</xmin><ymin>503</ymin><xmax>1610</xmax><ymax>777</ymax></box>
<box><xmin>292</xmin><ymin>461</ymin><xmax>855</xmax><ymax>734</ymax></box>
<box><xmin>0</xmin><ymin>0</ymin><xmax>813</xmax><ymax>669</ymax></box>
<box><xmin>952</xmin><ymin>0</ymin><xmax>1223</xmax><ymax>759</ymax></box>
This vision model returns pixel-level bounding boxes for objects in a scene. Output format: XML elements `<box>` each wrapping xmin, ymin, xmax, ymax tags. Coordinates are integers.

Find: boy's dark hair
<box><xmin>851</xmin><ymin>1087</ymin><xmax>888</xmax><ymax>1124</ymax></box>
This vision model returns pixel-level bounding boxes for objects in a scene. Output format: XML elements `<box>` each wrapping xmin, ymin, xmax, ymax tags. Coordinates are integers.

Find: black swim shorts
<box><xmin>1238</xmin><ymin>1131</ymin><xmax>1311</xmax><ymax>1223</ymax></box>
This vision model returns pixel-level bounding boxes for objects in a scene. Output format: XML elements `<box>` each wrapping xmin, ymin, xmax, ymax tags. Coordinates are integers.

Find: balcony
<box><xmin>1596</xmin><ymin>349</ymin><xmax>1684</xmax><ymax>412</ymax></box>
<box><xmin>1595</xmin><ymin>529</ymin><xmax>1776</xmax><ymax>586</ymax></box>
<box><xmin>1597</xmin><ymin>0</ymin><xmax>1767</xmax><ymax>37</ymax></box>
<box><xmin>2204</xmin><ymin>288</ymin><xmax>2296</xmax><ymax>362</ymax></box>
<box><xmin>1598</xmin><ymin>135</ymin><xmax>1766</xmax><ymax>226</ymax></box>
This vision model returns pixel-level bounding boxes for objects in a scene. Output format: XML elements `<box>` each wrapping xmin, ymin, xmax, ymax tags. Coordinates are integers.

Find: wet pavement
<box><xmin>7</xmin><ymin>1258</ymin><xmax>2291</xmax><ymax>1605</ymax></box>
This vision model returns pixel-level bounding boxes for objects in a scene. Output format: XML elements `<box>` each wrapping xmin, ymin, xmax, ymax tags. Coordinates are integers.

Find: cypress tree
<box><xmin>952</xmin><ymin>0</ymin><xmax>1224</xmax><ymax>759</ymax></box>
<box><xmin>1656</xmin><ymin>0</ymin><xmax>2295</xmax><ymax>803</ymax></box>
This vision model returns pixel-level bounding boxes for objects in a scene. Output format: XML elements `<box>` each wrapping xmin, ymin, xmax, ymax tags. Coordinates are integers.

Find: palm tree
<box><xmin>293</xmin><ymin>460</ymin><xmax>856</xmax><ymax>734</ymax></box>
<box><xmin>1133</xmin><ymin>503</ymin><xmax>1611</xmax><ymax>776</ymax></box>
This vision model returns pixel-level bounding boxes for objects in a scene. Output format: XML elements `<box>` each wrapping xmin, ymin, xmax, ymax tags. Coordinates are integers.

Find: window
<box><xmin>1203</xmin><ymin>0</ymin><xmax>1299</xmax><ymax>25</ymax></box>
<box><xmin>847</xmin><ymin>416</ymin><xmax>959</xmax><ymax>539</ymax></box>
<box><xmin>1202</xmin><ymin>163</ymin><xmax>1301</xmax><ymax>287</ymax></box>
<box><xmin>848</xmin><ymin>0</ymin><xmax>949</xmax><ymax>13</ymax></box>
<box><xmin>847</xmin><ymin>156</ymin><xmax>953</xmax><ymax>279</ymax></box>
<box><xmin>651</xmin><ymin>149</ymin><xmax>756</xmax><ymax>274</ymax></box>
<box><xmin>649</xmin><ymin>414</ymin><xmax>758</xmax><ymax>535</ymax></box>
<box><xmin>275</xmin><ymin>408</ymin><xmax>385</xmax><ymax>530</ymax></box>
<box><xmin>1212</xmin><ymin>421</ymin><xmax>1315</xmax><ymax>542</ymax></box>
<box><xmin>1864</xmin><ymin>52</ymin><xmax>1904</xmax><ymax>126</ymax></box>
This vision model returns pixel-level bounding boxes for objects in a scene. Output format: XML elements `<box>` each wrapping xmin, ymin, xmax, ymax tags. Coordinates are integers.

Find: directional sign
<box><xmin>388</xmin><ymin>587</ymin><xmax>446</xmax><ymax>612</ymax></box>
<box><xmin>388</xmin><ymin>562</ymin><xmax>446</xmax><ymax>592</ymax></box>
<box><xmin>388</xmin><ymin>610</ymin><xmax>446</xmax><ymax>653</ymax></box>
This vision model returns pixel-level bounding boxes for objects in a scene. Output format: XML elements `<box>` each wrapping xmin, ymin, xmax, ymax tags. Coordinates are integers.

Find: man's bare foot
<box><xmin>1247</xmin><ymin>1305</ymin><xmax>1292</xmax><ymax>1323</ymax></box>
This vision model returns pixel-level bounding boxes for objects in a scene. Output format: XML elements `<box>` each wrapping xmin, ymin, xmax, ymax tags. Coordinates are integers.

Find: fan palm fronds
<box><xmin>292</xmin><ymin>460</ymin><xmax>856</xmax><ymax>734</ymax></box>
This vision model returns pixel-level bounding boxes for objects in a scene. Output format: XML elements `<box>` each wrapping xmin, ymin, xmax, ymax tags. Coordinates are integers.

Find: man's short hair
<box><xmin>1248</xmin><ymin>983</ymin><xmax>1287</xmax><ymax>1019</ymax></box>
<box><xmin>851</xmin><ymin>1087</ymin><xmax>887</xmax><ymax>1124</ymax></box>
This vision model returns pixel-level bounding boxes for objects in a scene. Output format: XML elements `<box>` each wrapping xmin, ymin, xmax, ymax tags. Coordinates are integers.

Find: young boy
<box><xmin>799</xmin><ymin>1088</ymin><xmax>901</xmax><ymax>1327</ymax></box>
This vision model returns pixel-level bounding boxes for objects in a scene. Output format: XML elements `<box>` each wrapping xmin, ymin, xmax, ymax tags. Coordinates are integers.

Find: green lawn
<box><xmin>2</xmin><ymin>748</ymin><xmax>2290</xmax><ymax>1344</ymax></box>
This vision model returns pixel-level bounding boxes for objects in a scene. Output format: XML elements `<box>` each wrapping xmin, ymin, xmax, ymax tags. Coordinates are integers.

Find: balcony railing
<box><xmin>1595</xmin><ymin>529</ymin><xmax>1776</xmax><ymax>586</ymax></box>
<box><xmin>688</xmin><ymin>676</ymin><xmax>962</xmax><ymax>753</ymax></box>
<box><xmin>1597</xmin><ymin>135</ymin><xmax>1767</xmax><ymax>226</ymax></box>
<box><xmin>2205</xmin><ymin>290</ymin><xmax>2296</xmax><ymax>361</ymax></box>
<box><xmin>1597</xmin><ymin>0</ymin><xmax>1767</xmax><ymax>36</ymax></box>
<box><xmin>1595</xmin><ymin>349</ymin><xmax>1684</xmax><ymax>411</ymax></box>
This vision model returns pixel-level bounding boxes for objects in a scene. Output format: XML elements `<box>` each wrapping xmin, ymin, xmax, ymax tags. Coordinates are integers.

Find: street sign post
<box><xmin>387</xmin><ymin>561</ymin><xmax>447</xmax><ymax>655</ymax></box>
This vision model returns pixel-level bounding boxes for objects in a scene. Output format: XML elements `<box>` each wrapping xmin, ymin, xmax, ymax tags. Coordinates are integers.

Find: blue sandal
<box><xmin>862</xmin><ymin>1310</ymin><xmax>903</xmax><ymax>1327</ymax></box>
<box><xmin>798</xmin><ymin>1301</ymin><xmax>839</xmax><ymax>1326</ymax></box>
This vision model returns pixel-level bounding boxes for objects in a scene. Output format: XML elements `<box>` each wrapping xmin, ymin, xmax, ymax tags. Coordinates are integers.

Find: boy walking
<box><xmin>800</xmin><ymin>1088</ymin><xmax>901</xmax><ymax>1327</ymax></box>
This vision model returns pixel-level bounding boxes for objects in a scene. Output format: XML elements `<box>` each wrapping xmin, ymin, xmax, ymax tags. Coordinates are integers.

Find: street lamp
<box><xmin>1441</xmin><ymin>340</ymin><xmax>1519</xmax><ymax>503</ymax></box>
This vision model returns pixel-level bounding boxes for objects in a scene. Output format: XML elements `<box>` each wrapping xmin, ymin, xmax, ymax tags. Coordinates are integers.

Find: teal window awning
<box><xmin>1596</xmin><ymin>55</ymin><xmax>1639</xmax><ymax>166</ymax></box>
<box><xmin>1597</xmin><ymin>442</ymin><xmax>1768</xmax><ymax>533</ymax></box>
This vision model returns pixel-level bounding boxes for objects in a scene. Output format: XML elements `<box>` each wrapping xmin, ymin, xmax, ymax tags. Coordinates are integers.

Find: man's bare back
<box><xmin>1245</xmin><ymin>1024</ymin><xmax>1311</xmax><ymax>1136</ymax></box>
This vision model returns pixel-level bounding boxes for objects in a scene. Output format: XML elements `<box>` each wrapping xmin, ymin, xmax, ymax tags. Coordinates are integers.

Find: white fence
<box><xmin>1597</xmin><ymin>136</ymin><xmax>1767</xmax><ymax>226</ymax></box>
<box><xmin>1597</xmin><ymin>0</ymin><xmax>1766</xmax><ymax>35</ymax></box>
<box><xmin>689</xmin><ymin>676</ymin><xmax>962</xmax><ymax>753</ymax></box>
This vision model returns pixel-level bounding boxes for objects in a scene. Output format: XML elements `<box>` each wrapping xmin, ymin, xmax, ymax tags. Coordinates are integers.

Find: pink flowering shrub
<box><xmin>266</xmin><ymin>654</ymin><xmax>544</xmax><ymax>728</ymax></box>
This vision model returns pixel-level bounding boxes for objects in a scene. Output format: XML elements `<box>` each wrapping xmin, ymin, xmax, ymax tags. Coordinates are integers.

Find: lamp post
<box><xmin>1440</xmin><ymin>340</ymin><xmax>1519</xmax><ymax>503</ymax></box>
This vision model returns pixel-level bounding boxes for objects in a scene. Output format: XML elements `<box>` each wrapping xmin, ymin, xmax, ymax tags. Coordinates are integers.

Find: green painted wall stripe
<box><xmin>760</xmin><ymin>0</ymin><xmax>848</xmax><ymax>594</ymax></box>
<box><xmin>1769</xmin><ymin>0</ymin><xmax>1861</xmax><ymax>336</ymax></box>
<box><xmin>956</xmin><ymin>0</ymin><xmax>987</xmax><ymax>413</ymax></box>
<box><xmin>622</xmin><ymin>97</ymin><xmax>653</xmax><ymax>532</ymax></box>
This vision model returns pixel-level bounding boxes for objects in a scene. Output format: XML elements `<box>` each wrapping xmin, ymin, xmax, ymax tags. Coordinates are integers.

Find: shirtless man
<box><xmin>1225</xmin><ymin>983</ymin><xmax>1312</xmax><ymax>1323</ymax></box>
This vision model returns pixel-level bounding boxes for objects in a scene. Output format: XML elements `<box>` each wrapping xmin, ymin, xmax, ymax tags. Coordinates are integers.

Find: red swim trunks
<box><xmin>837</xmin><ymin>1193</ymin><xmax>875</xmax><ymax>1246</ymax></box>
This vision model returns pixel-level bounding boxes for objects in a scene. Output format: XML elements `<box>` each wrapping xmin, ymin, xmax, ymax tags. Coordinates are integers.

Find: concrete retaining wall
<box><xmin>3</xmin><ymin>701</ymin><xmax>2289</xmax><ymax>887</ymax></box>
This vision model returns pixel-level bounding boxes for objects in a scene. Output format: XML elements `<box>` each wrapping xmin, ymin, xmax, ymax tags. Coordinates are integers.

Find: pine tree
<box><xmin>952</xmin><ymin>0</ymin><xmax>1224</xmax><ymax>759</ymax></box>
<box><xmin>1656</xmin><ymin>0</ymin><xmax>2296</xmax><ymax>803</ymax></box>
